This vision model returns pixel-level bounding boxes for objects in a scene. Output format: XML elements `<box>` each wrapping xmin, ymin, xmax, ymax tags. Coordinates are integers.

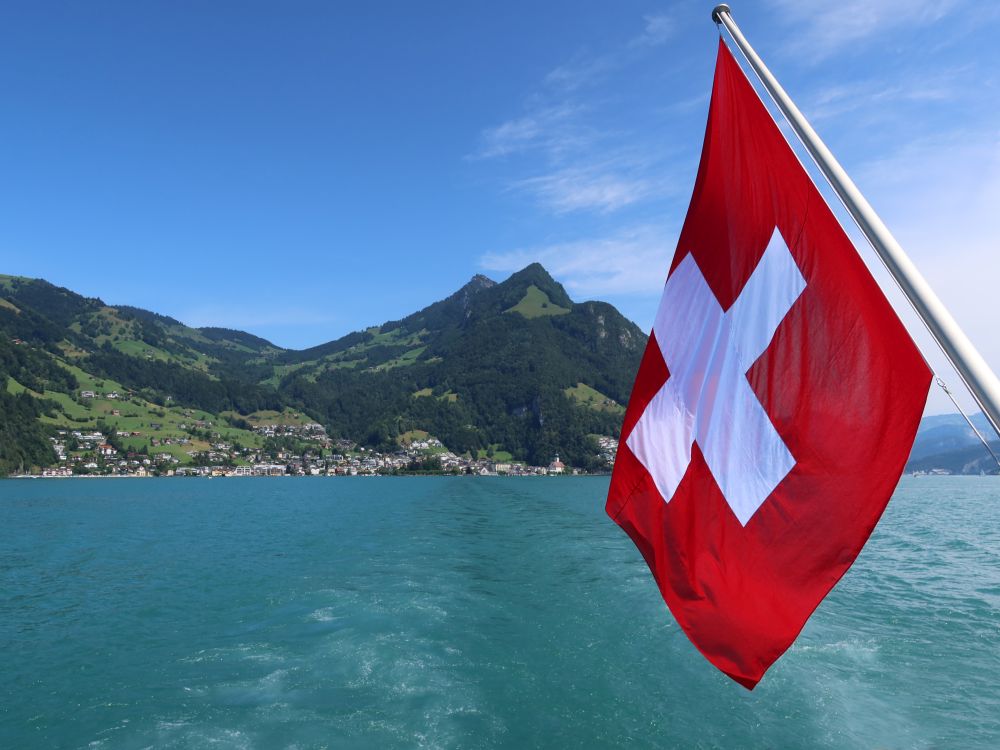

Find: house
<box><xmin>98</xmin><ymin>444</ymin><xmax>117</xmax><ymax>457</ymax></box>
<box><xmin>81</xmin><ymin>390</ymin><xmax>96</xmax><ymax>399</ymax></box>
<box><xmin>548</xmin><ymin>455</ymin><xmax>565</xmax><ymax>474</ymax></box>
<box><xmin>253</xmin><ymin>463</ymin><xmax>287</xmax><ymax>477</ymax></box>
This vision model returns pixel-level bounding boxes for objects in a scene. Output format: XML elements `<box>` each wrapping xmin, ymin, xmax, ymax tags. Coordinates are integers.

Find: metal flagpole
<box><xmin>711</xmin><ymin>3</ymin><xmax>1000</xmax><ymax>442</ymax></box>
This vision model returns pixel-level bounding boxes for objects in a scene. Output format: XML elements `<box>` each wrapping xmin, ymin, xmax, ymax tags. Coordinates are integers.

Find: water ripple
<box><xmin>1</xmin><ymin>476</ymin><xmax>999</xmax><ymax>748</ymax></box>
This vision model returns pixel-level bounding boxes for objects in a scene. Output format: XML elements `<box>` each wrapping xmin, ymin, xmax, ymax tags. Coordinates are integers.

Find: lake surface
<box><xmin>2</xmin><ymin>476</ymin><xmax>999</xmax><ymax>749</ymax></box>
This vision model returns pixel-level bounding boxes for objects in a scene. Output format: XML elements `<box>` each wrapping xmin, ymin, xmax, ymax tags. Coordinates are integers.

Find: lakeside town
<box><xmin>25</xmin><ymin>416</ymin><xmax>620</xmax><ymax>479</ymax></box>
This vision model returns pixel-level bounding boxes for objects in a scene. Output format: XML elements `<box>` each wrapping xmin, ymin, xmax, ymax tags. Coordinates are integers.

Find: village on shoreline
<box><xmin>18</xmin><ymin>416</ymin><xmax>620</xmax><ymax>479</ymax></box>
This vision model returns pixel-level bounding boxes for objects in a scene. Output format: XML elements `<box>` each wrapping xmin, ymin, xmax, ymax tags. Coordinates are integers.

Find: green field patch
<box><xmin>398</xmin><ymin>430</ymin><xmax>449</xmax><ymax>453</ymax></box>
<box><xmin>6</xmin><ymin>377</ymin><xmax>93</xmax><ymax>422</ymax></box>
<box><xmin>0</xmin><ymin>297</ymin><xmax>20</xmax><ymax>313</ymax></box>
<box><xmin>151</xmin><ymin>443</ymin><xmax>202</xmax><ymax>462</ymax></box>
<box><xmin>114</xmin><ymin>338</ymin><xmax>167</xmax><ymax>359</ymax></box>
<box><xmin>261</xmin><ymin>362</ymin><xmax>310</xmax><ymax>387</ymax></box>
<box><xmin>1</xmin><ymin>323</ymin><xmax>268</xmax><ymax>465</ymax></box>
<box><xmin>476</xmin><ymin>444</ymin><xmax>514</xmax><ymax>461</ymax></box>
<box><xmin>33</xmin><ymin>363</ymin><xmax>265</xmax><ymax>455</ymax></box>
<box><xmin>408</xmin><ymin>386</ymin><xmax>458</xmax><ymax>402</ymax></box>
<box><xmin>0</xmin><ymin>274</ymin><xmax>24</xmax><ymax>291</ymax></box>
<box><xmin>87</xmin><ymin>308</ymin><xmax>137</xmax><ymax>343</ymax></box>
<box><xmin>504</xmin><ymin>285</ymin><xmax>571</xmax><ymax>319</ymax></box>
<box><xmin>314</xmin><ymin>327</ymin><xmax>427</xmax><ymax>369</ymax></box>
<box><xmin>168</xmin><ymin>325</ymin><xmax>272</xmax><ymax>356</ymax></box>
<box><xmin>110</xmin><ymin>338</ymin><xmax>215</xmax><ymax>373</ymax></box>
<box><xmin>564</xmin><ymin>382</ymin><xmax>625</xmax><ymax>414</ymax></box>
<box><xmin>398</xmin><ymin>429</ymin><xmax>430</xmax><ymax>445</ymax></box>
<box><xmin>56</xmin><ymin>360</ymin><xmax>127</xmax><ymax>394</ymax></box>
<box><xmin>368</xmin><ymin>326</ymin><xmax>426</xmax><ymax>347</ymax></box>
<box><xmin>397</xmin><ymin>345</ymin><xmax>426</xmax><ymax>363</ymax></box>
<box><xmin>47</xmin><ymin>392</ymin><xmax>100</xmax><ymax>421</ymax></box>
<box><xmin>224</xmin><ymin>409</ymin><xmax>313</xmax><ymax>427</ymax></box>
<box><xmin>370</xmin><ymin>346</ymin><xmax>426</xmax><ymax>372</ymax></box>
<box><xmin>324</xmin><ymin>359</ymin><xmax>364</xmax><ymax>371</ymax></box>
<box><xmin>6</xmin><ymin>376</ymin><xmax>24</xmax><ymax>394</ymax></box>
<box><xmin>56</xmin><ymin>341</ymin><xmax>90</xmax><ymax>359</ymax></box>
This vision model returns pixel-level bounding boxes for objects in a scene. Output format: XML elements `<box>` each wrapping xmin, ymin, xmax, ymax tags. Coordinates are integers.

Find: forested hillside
<box><xmin>0</xmin><ymin>265</ymin><xmax>647</xmax><ymax>473</ymax></box>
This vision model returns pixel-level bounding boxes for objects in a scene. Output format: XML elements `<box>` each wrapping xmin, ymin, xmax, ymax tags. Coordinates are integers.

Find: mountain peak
<box><xmin>508</xmin><ymin>262</ymin><xmax>558</xmax><ymax>286</ymax></box>
<box><xmin>504</xmin><ymin>262</ymin><xmax>572</xmax><ymax>308</ymax></box>
<box><xmin>519</xmin><ymin>262</ymin><xmax>550</xmax><ymax>276</ymax></box>
<box><xmin>464</xmin><ymin>273</ymin><xmax>496</xmax><ymax>292</ymax></box>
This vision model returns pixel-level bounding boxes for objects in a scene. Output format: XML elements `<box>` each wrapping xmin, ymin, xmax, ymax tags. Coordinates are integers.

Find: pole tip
<box><xmin>712</xmin><ymin>4</ymin><xmax>731</xmax><ymax>23</ymax></box>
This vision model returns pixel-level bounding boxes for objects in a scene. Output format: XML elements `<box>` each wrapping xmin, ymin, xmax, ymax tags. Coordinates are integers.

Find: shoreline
<box><xmin>4</xmin><ymin>472</ymin><xmax>611</xmax><ymax>480</ymax></box>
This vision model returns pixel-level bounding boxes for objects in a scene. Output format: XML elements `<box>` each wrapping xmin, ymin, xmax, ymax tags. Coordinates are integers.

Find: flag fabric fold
<box><xmin>606</xmin><ymin>40</ymin><xmax>931</xmax><ymax>689</ymax></box>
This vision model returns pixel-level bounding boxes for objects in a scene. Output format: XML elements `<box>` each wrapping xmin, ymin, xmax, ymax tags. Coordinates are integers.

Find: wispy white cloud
<box><xmin>666</xmin><ymin>91</ymin><xmax>711</xmax><ymax>115</ymax></box>
<box><xmin>544</xmin><ymin>56</ymin><xmax>619</xmax><ymax>93</ymax></box>
<box><xmin>630</xmin><ymin>13</ymin><xmax>676</xmax><ymax>49</ymax></box>
<box><xmin>542</xmin><ymin>13</ymin><xmax>676</xmax><ymax>93</ymax></box>
<box><xmin>482</xmin><ymin>224</ymin><xmax>677</xmax><ymax>298</ymax></box>
<box><xmin>470</xmin><ymin>11</ymin><xmax>683</xmax><ymax>215</ymax></box>
<box><xmin>766</xmin><ymin>0</ymin><xmax>964</xmax><ymax>61</ymax></box>
<box><xmin>469</xmin><ymin>11</ymin><xmax>687</xmax><ymax>323</ymax></box>
<box><xmin>471</xmin><ymin>104</ymin><xmax>585</xmax><ymax>160</ymax></box>
<box><xmin>513</xmin><ymin>168</ymin><xmax>655</xmax><ymax>213</ymax></box>
<box><xmin>805</xmin><ymin>70</ymin><xmax>964</xmax><ymax>122</ymax></box>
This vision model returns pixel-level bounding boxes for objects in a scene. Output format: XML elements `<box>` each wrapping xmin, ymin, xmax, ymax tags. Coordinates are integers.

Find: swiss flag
<box><xmin>606</xmin><ymin>41</ymin><xmax>931</xmax><ymax>689</ymax></box>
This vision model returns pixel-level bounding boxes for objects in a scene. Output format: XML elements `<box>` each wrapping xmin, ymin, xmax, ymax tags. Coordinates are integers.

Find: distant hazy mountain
<box><xmin>907</xmin><ymin>412</ymin><xmax>1000</xmax><ymax>475</ymax></box>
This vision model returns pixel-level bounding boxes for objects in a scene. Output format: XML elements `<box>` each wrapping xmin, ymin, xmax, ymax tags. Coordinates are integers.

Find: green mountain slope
<box><xmin>276</xmin><ymin>264</ymin><xmax>645</xmax><ymax>466</ymax></box>
<box><xmin>0</xmin><ymin>266</ymin><xmax>647</xmax><ymax>472</ymax></box>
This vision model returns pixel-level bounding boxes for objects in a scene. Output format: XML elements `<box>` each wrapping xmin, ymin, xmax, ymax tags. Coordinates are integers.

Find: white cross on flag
<box><xmin>606</xmin><ymin>41</ymin><xmax>931</xmax><ymax>689</ymax></box>
<box><xmin>628</xmin><ymin>229</ymin><xmax>805</xmax><ymax>526</ymax></box>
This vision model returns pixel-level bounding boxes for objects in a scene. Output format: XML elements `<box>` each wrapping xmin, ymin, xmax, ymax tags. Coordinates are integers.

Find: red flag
<box><xmin>606</xmin><ymin>41</ymin><xmax>931</xmax><ymax>689</ymax></box>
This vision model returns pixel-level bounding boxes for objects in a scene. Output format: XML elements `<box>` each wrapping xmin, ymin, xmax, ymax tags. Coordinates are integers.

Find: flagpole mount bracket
<box><xmin>712</xmin><ymin>4</ymin><xmax>731</xmax><ymax>24</ymax></box>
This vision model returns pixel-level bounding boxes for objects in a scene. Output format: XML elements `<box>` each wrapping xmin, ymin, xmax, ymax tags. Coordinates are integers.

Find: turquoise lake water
<box><xmin>2</xmin><ymin>476</ymin><xmax>999</xmax><ymax>749</ymax></box>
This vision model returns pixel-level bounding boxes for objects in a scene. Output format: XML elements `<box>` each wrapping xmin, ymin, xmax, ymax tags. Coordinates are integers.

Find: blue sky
<box><xmin>1</xmin><ymin>1</ymin><xmax>998</xmax><ymax>412</ymax></box>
